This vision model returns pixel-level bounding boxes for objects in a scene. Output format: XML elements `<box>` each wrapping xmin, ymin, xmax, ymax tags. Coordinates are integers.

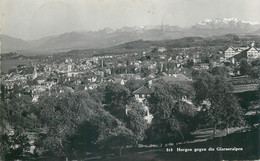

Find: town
<box><xmin>1</xmin><ymin>35</ymin><xmax>260</xmax><ymax>161</ymax></box>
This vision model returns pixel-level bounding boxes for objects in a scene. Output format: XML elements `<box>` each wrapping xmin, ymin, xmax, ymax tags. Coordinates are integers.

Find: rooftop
<box><xmin>158</xmin><ymin>74</ymin><xmax>192</xmax><ymax>82</ymax></box>
<box><xmin>133</xmin><ymin>85</ymin><xmax>154</xmax><ymax>94</ymax></box>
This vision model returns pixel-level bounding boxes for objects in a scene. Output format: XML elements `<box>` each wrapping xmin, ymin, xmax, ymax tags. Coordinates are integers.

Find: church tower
<box><xmin>33</xmin><ymin>64</ymin><xmax>37</xmax><ymax>79</ymax></box>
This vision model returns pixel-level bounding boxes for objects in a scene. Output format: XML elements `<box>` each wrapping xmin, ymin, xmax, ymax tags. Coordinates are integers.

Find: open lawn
<box><xmin>99</xmin><ymin>128</ymin><xmax>259</xmax><ymax>161</ymax></box>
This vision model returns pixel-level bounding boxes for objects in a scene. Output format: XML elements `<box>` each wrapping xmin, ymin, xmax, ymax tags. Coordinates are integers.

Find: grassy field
<box><xmin>98</xmin><ymin>128</ymin><xmax>259</xmax><ymax>161</ymax></box>
<box><xmin>38</xmin><ymin>128</ymin><xmax>259</xmax><ymax>161</ymax></box>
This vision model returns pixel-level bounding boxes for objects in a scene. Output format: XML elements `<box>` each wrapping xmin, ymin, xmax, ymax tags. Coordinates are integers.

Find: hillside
<box><xmin>0</xmin><ymin>34</ymin><xmax>34</xmax><ymax>53</ymax></box>
<box><xmin>1</xmin><ymin>18</ymin><xmax>260</xmax><ymax>55</ymax></box>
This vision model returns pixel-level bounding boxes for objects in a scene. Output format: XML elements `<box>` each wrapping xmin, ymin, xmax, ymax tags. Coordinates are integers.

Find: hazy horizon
<box><xmin>1</xmin><ymin>0</ymin><xmax>260</xmax><ymax>40</ymax></box>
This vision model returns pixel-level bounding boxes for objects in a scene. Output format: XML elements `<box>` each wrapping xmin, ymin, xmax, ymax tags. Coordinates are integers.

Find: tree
<box><xmin>124</xmin><ymin>101</ymin><xmax>148</xmax><ymax>144</ymax></box>
<box><xmin>36</xmin><ymin>87</ymin><xmax>148</xmax><ymax>158</ymax></box>
<box><xmin>245</xmin><ymin>84</ymin><xmax>260</xmax><ymax>129</ymax></box>
<box><xmin>193</xmin><ymin>71</ymin><xmax>215</xmax><ymax>104</ymax></box>
<box><xmin>2</xmin><ymin>132</ymin><xmax>32</xmax><ymax>161</ymax></box>
<box><xmin>96</xmin><ymin>121</ymin><xmax>135</xmax><ymax>156</ymax></box>
<box><xmin>211</xmin><ymin>66</ymin><xmax>229</xmax><ymax>78</ymax></box>
<box><xmin>103</xmin><ymin>83</ymin><xmax>132</xmax><ymax>120</ymax></box>
<box><xmin>1</xmin><ymin>84</ymin><xmax>6</xmax><ymax>102</ymax></box>
<box><xmin>141</xmin><ymin>66</ymin><xmax>151</xmax><ymax>77</ymax></box>
<box><xmin>187</xmin><ymin>59</ymin><xmax>194</xmax><ymax>68</ymax></box>
<box><xmin>147</xmin><ymin>81</ymin><xmax>195</xmax><ymax>146</ymax></box>
<box><xmin>201</xmin><ymin>54</ymin><xmax>210</xmax><ymax>63</ymax></box>
<box><xmin>191</xmin><ymin>69</ymin><xmax>200</xmax><ymax>80</ymax></box>
<box><xmin>221</xmin><ymin>94</ymin><xmax>245</xmax><ymax>134</ymax></box>
<box><xmin>239</xmin><ymin>58</ymin><xmax>250</xmax><ymax>75</ymax></box>
<box><xmin>251</xmin><ymin>58</ymin><xmax>260</xmax><ymax>67</ymax></box>
<box><xmin>125</xmin><ymin>79</ymin><xmax>145</xmax><ymax>93</ymax></box>
<box><xmin>209</xmin><ymin>76</ymin><xmax>244</xmax><ymax>135</ymax></box>
<box><xmin>103</xmin><ymin>83</ymin><xmax>148</xmax><ymax>145</ymax></box>
<box><xmin>193</xmin><ymin>73</ymin><xmax>245</xmax><ymax>136</ymax></box>
<box><xmin>36</xmin><ymin>92</ymin><xmax>103</xmax><ymax>156</ymax></box>
<box><xmin>250</xmin><ymin>67</ymin><xmax>259</xmax><ymax>79</ymax></box>
<box><xmin>68</xmin><ymin>109</ymin><xmax>134</xmax><ymax>157</ymax></box>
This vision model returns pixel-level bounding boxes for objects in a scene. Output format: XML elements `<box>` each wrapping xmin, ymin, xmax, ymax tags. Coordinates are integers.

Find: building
<box><xmin>133</xmin><ymin>80</ymin><xmax>153</xmax><ymax>123</ymax></box>
<box><xmin>225</xmin><ymin>43</ymin><xmax>260</xmax><ymax>61</ymax></box>
<box><xmin>157</xmin><ymin>73</ymin><xmax>192</xmax><ymax>82</ymax></box>
<box><xmin>225</xmin><ymin>46</ymin><xmax>249</xmax><ymax>60</ymax></box>
<box><xmin>112</xmin><ymin>78</ymin><xmax>125</xmax><ymax>85</ymax></box>
<box><xmin>158</xmin><ymin>47</ymin><xmax>167</xmax><ymax>53</ymax></box>
<box><xmin>133</xmin><ymin>80</ymin><xmax>153</xmax><ymax>103</ymax></box>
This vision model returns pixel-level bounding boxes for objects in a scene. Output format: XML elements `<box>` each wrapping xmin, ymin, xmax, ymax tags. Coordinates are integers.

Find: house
<box><xmin>220</xmin><ymin>57</ymin><xmax>225</xmax><ymax>62</ymax></box>
<box><xmin>133</xmin><ymin>80</ymin><xmax>153</xmax><ymax>103</ymax></box>
<box><xmin>148</xmin><ymin>73</ymin><xmax>156</xmax><ymax>79</ymax></box>
<box><xmin>200</xmin><ymin>63</ymin><xmax>210</xmax><ymax>69</ymax></box>
<box><xmin>34</xmin><ymin>76</ymin><xmax>46</xmax><ymax>85</ymax></box>
<box><xmin>119</xmin><ymin>74</ymin><xmax>141</xmax><ymax>80</ymax></box>
<box><xmin>226</xmin><ymin>66</ymin><xmax>235</xmax><ymax>76</ymax></box>
<box><xmin>133</xmin><ymin>80</ymin><xmax>154</xmax><ymax>123</ymax></box>
<box><xmin>193</xmin><ymin>63</ymin><xmax>209</xmax><ymax>70</ymax></box>
<box><xmin>67</xmin><ymin>71</ymin><xmax>83</xmax><ymax>77</ymax></box>
<box><xmin>158</xmin><ymin>47</ymin><xmax>167</xmax><ymax>53</ymax></box>
<box><xmin>158</xmin><ymin>73</ymin><xmax>192</xmax><ymax>82</ymax></box>
<box><xmin>86</xmin><ymin>74</ymin><xmax>97</xmax><ymax>83</ymax></box>
<box><xmin>247</xmin><ymin>46</ymin><xmax>260</xmax><ymax>60</ymax></box>
<box><xmin>168</xmin><ymin>69</ymin><xmax>176</xmax><ymax>76</ymax></box>
<box><xmin>113</xmin><ymin>78</ymin><xmax>125</xmax><ymax>85</ymax></box>
<box><xmin>225</xmin><ymin>43</ymin><xmax>260</xmax><ymax>61</ymax></box>
<box><xmin>88</xmin><ymin>83</ymin><xmax>98</xmax><ymax>90</ymax></box>
<box><xmin>159</xmin><ymin>55</ymin><xmax>167</xmax><ymax>59</ymax></box>
<box><xmin>103</xmin><ymin>76</ymin><xmax>115</xmax><ymax>83</ymax></box>
<box><xmin>229</xmin><ymin>75</ymin><xmax>258</xmax><ymax>85</ymax></box>
<box><xmin>229</xmin><ymin>46</ymin><xmax>260</xmax><ymax>64</ymax></box>
<box><xmin>225</xmin><ymin>46</ymin><xmax>249</xmax><ymax>60</ymax></box>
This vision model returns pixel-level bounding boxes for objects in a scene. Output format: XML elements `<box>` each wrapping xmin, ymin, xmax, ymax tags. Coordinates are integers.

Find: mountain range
<box><xmin>1</xmin><ymin>18</ymin><xmax>260</xmax><ymax>55</ymax></box>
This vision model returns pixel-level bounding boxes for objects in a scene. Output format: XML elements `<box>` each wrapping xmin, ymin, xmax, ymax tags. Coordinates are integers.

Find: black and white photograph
<box><xmin>0</xmin><ymin>0</ymin><xmax>260</xmax><ymax>160</ymax></box>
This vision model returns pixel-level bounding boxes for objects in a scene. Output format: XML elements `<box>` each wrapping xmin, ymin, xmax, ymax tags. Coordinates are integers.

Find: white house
<box><xmin>225</xmin><ymin>43</ymin><xmax>260</xmax><ymax>61</ymax></box>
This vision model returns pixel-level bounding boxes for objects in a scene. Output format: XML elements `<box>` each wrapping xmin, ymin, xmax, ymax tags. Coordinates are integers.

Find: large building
<box><xmin>225</xmin><ymin>43</ymin><xmax>260</xmax><ymax>61</ymax></box>
<box><xmin>133</xmin><ymin>74</ymin><xmax>192</xmax><ymax>123</ymax></box>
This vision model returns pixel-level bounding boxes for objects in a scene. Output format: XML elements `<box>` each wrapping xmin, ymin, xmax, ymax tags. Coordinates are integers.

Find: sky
<box><xmin>1</xmin><ymin>0</ymin><xmax>260</xmax><ymax>40</ymax></box>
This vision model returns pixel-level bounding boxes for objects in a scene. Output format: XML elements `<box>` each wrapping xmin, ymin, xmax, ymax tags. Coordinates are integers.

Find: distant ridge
<box><xmin>1</xmin><ymin>18</ymin><xmax>260</xmax><ymax>55</ymax></box>
<box><xmin>1</xmin><ymin>34</ymin><xmax>33</xmax><ymax>53</ymax></box>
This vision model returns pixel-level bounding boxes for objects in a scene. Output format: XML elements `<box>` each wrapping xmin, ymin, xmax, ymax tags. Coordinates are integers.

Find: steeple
<box><xmin>33</xmin><ymin>64</ymin><xmax>37</xmax><ymax>79</ymax></box>
<box><xmin>251</xmin><ymin>41</ymin><xmax>255</xmax><ymax>47</ymax></box>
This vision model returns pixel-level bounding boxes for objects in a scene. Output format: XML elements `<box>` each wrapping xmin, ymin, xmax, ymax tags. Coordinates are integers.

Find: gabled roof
<box><xmin>133</xmin><ymin>85</ymin><xmax>154</xmax><ymax>94</ymax></box>
<box><xmin>74</xmin><ymin>85</ymin><xmax>85</xmax><ymax>91</ymax></box>
<box><xmin>157</xmin><ymin>72</ymin><xmax>168</xmax><ymax>77</ymax></box>
<box><xmin>148</xmin><ymin>73</ymin><xmax>156</xmax><ymax>78</ymax></box>
<box><xmin>227</xmin><ymin>46</ymin><xmax>250</xmax><ymax>52</ymax></box>
<box><xmin>232</xmin><ymin>48</ymin><xmax>251</xmax><ymax>61</ymax></box>
<box><xmin>228</xmin><ymin>46</ymin><xmax>236</xmax><ymax>51</ymax></box>
<box><xmin>35</xmin><ymin>76</ymin><xmax>46</xmax><ymax>81</ymax></box>
<box><xmin>158</xmin><ymin>74</ymin><xmax>192</xmax><ymax>82</ymax></box>
<box><xmin>113</xmin><ymin>78</ymin><xmax>124</xmax><ymax>84</ymax></box>
<box><xmin>14</xmin><ymin>94</ymin><xmax>32</xmax><ymax>104</ymax></box>
<box><xmin>248</xmin><ymin>46</ymin><xmax>259</xmax><ymax>52</ymax></box>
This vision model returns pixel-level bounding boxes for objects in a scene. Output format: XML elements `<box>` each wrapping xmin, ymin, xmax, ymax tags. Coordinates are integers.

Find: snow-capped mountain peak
<box><xmin>197</xmin><ymin>18</ymin><xmax>260</xmax><ymax>26</ymax></box>
<box><xmin>241</xmin><ymin>20</ymin><xmax>260</xmax><ymax>25</ymax></box>
<box><xmin>198</xmin><ymin>18</ymin><xmax>238</xmax><ymax>26</ymax></box>
<box><xmin>101</xmin><ymin>27</ymin><xmax>115</xmax><ymax>34</ymax></box>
